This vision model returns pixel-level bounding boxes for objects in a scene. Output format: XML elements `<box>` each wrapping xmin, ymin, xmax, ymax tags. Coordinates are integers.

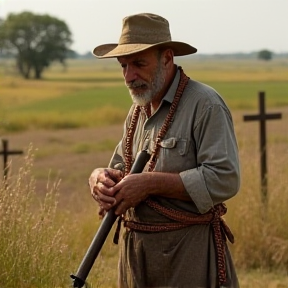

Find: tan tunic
<box><xmin>108</xmin><ymin>68</ymin><xmax>240</xmax><ymax>288</ymax></box>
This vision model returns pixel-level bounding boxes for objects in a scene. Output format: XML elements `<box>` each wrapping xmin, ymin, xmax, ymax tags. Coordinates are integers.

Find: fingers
<box><xmin>89</xmin><ymin>168</ymin><xmax>148</xmax><ymax>216</ymax></box>
<box><xmin>89</xmin><ymin>168</ymin><xmax>121</xmax><ymax>198</ymax></box>
<box><xmin>93</xmin><ymin>185</ymin><xmax>116</xmax><ymax>203</ymax></box>
<box><xmin>92</xmin><ymin>186</ymin><xmax>115</xmax><ymax>211</ymax></box>
<box><xmin>114</xmin><ymin>200</ymin><xmax>128</xmax><ymax>216</ymax></box>
<box><xmin>89</xmin><ymin>168</ymin><xmax>123</xmax><ymax>192</ymax></box>
<box><xmin>104</xmin><ymin>168</ymin><xmax>123</xmax><ymax>184</ymax></box>
<box><xmin>88</xmin><ymin>168</ymin><xmax>103</xmax><ymax>191</ymax></box>
<box><xmin>98</xmin><ymin>206</ymin><xmax>106</xmax><ymax>219</ymax></box>
<box><xmin>89</xmin><ymin>168</ymin><xmax>125</xmax><ymax>217</ymax></box>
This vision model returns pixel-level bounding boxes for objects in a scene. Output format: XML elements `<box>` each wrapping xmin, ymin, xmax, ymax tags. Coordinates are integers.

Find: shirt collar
<box><xmin>162</xmin><ymin>66</ymin><xmax>181</xmax><ymax>104</ymax></box>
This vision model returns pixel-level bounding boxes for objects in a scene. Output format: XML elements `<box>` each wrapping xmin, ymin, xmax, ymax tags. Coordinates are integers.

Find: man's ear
<box><xmin>163</xmin><ymin>48</ymin><xmax>174</xmax><ymax>66</ymax></box>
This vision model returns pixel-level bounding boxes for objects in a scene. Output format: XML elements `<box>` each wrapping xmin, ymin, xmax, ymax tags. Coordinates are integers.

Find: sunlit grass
<box><xmin>226</xmin><ymin>109</ymin><xmax>288</xmax><ymax>287</ymax></box>
<box><xmin>1</xmin><ymin>57</ymin><xmax>288</xmax><ymax>287</ymax></box>
<box><xmin>0</xmin><ymin>146</ymin><xmax>70</xmax><ymax>288</ymax></box>
<box><xmin>180</xmin><ymin>57</ymin><xmax>288</xmax><ymax>82</ymax></box>
<box><xmin>33</xmin><ymin>139</ymin><xmax>118</xmax><ymax>159</ymax></box>
<box><xmin>72</xmin><ymin>139</ymin><xmax>118</xmax><ymax>154</ymax></box>
<box><xmin>1</xmin><ymin>106</ymin><xmax>127</xmax><ymax>132</ymax></box>
<box><xmin>1</xmin><ymin>58</ymin><xmax>288</xmax><ymax>133</ymax></box>
<box><xmin>0</xmin><ymin>145</ymin><xmax>119</xmax><ymax>288</ymax></box>
<box><xmin>1</xmin><ymin>137</ymin><xmax>288</xmax><ymax>287</ymax></box>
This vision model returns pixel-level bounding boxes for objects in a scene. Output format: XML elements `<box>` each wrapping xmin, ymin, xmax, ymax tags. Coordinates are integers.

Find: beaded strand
<box><xmin>124</xmin><ymin>67</ymin><xmax>189</xmax><ymax>175</ymax></box>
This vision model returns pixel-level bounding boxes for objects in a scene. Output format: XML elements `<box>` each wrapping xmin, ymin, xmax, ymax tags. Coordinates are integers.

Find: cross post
<box><xmin>0</xmin><ymin>139</ymin><xmax>24</xmax><ymax>180</ymax></box>
<box><xmin>243</xmin><ymin>91</ymin><xmax>282</xmax><ymax>204</ymax></box>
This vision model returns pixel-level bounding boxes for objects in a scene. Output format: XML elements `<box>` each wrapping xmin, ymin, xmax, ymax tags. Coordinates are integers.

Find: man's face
<box><xmin>117</xmin><ymin>48</ymin><xmax>166</xmax><ymax>106</ymax></box>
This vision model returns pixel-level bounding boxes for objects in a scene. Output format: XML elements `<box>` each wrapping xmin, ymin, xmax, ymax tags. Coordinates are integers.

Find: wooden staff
<box><xmin>70</xmin><ymin>150</ymin><xmax>151</xmax><ymax>288</ymax></box>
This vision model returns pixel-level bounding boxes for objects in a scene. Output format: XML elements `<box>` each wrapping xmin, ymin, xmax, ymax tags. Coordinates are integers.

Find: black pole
<box><xmin>258</xmin><ymin>92</ymin><xmax>268</xmax><ymax>203</ymax></box>
<box><xmin>2</xmin><ymin>139</ymin><xmax>8</xmax><ymax>179</ymax></box>
<box><xmin>0</xmin><ymin>139</ymin><xmax>23</xmax><ymax>180</ymax></box>
<box><xmin>243</xmin><ymin>91</ymin><xmax>282</xmax><ymax>204</ymax></box>
<box><xmin>70</xmin><ymin>150</ymin><xmax>150</xmax><ymax>288</ymax></box>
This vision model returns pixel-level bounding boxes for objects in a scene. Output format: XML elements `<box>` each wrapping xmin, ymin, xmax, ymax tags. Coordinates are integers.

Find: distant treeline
<box><xmin>70</xmin><ymin>50</ymin><xmax>288</xmax><ymax>60</ymax></box>
<box><xmin>67</xmin><ymin>50</ymin><xmax>288</xmax><ymax>60</ymax></box>
<box><xmin>1</xmin><ymin>49</ymin><xmax>287</xmax><ymax>60</ymax></box>
<box><xmin>192</xmin><ymin>52</ymin><xmax>288</xmax><ymax>60</ymax></box>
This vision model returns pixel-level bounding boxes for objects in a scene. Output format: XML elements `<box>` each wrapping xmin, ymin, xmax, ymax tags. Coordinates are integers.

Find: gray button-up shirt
<box><xmin>109</xmin><ymin>67</ymin><xmax>240</xmax><ymax>214</ymax></box>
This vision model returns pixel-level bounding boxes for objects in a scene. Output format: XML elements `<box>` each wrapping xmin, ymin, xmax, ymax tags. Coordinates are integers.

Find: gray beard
<box><xmin>128</xmin><ymin>65</ymin><xmax>166</xmax><ymax>107</ymax></box>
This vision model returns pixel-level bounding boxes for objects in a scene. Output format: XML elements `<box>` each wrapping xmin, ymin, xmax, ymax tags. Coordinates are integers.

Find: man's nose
<box><xmin>124</xmin><ymin>66</ymin><xmax>137</xmax><ymax>83</ymax></box>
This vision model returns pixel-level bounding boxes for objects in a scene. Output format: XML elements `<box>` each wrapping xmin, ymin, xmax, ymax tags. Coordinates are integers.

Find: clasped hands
<box><xmin>88</xmin><ymin>168</ymin><xmax>150</xmax><ymax>217</ymax></box>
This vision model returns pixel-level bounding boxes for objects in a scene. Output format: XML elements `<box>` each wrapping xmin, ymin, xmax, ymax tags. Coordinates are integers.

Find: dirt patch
<box><xmin>1</xmin><ymin>106</ymin><xmax>287</xmax><ymax>212</ymax></box>
<box><xmin>1</xmin><ymin>125</ymin><xmax>123</xmax><ymax>211</ymax></box>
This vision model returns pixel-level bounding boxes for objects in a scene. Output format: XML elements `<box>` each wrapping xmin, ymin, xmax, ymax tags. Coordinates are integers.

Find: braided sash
<box><xmin>124</xmin><ymin>200</ymin><xmax>234</xmax><ymax>286</ymax></box>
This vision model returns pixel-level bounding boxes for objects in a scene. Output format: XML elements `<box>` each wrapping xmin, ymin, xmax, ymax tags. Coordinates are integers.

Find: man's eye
<box><xmin>135</xmin><ymin>62</ymin><xmax>144</xmax><ymax>68</ymax></box>
<box><xmin>120</xmin><ymin>64</ymin><xmax>126</xmax><ymax>68</ymax></box>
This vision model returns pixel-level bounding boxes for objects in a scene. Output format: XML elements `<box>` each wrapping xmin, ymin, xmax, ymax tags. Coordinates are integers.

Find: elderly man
<box><xmin>89</xmin><ymin>13</ymin><xmax>240</xmax><ymax>288</ymax></box>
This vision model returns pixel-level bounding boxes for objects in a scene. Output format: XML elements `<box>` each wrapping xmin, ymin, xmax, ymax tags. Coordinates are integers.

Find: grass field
<box><xmin>1</xmin><ymin>57</ymin><xmax>288</xmax><ymax>132</ymax></box>
<box><xmin>0</xmin><ymin>57</ymin><xmax>288</xmax><ymax>288</ymax></box>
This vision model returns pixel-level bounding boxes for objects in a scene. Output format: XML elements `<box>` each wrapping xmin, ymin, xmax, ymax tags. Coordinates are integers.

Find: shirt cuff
<box><xmin>179</xmin><ymin>168</ymin><xmax>214</xmax><ymax>214</ymax></box>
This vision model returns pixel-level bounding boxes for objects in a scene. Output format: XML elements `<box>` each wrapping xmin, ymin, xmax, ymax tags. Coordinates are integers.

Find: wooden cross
<box><xmin>0</xmin><ymin>139</ymin><xmax>23</xmax><ymax>179</ymax></box>
<box><xmin>243</xmin><ymin>91</ymin><xmax>282</xmax><ymax>204</ymax></box>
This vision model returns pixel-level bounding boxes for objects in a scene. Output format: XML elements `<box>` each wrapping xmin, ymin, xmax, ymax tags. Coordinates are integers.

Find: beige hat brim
<box><xmin>93</xmin><ymin>41</ymin><xmax>197</xmax><ymax>59</ymax></box>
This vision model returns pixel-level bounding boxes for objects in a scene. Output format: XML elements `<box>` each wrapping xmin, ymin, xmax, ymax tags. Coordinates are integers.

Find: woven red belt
<box><xmin>123</xmin><ymin>198</ymin><xmax>234</xmax><ymax>286</ymax></box>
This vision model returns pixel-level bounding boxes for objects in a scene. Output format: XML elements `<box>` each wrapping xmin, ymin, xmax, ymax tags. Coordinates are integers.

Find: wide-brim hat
<box><xmin>93</xmin><ymin>13</ymin><xmax>197</xmax><ymax>58</ymax></box>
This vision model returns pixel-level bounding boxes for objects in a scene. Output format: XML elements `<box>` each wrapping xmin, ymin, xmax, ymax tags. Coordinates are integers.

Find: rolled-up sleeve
<box><xmin>180</xmin><ymin>104</ymin><xmax>240</xmax><ymax>214</ymax></box>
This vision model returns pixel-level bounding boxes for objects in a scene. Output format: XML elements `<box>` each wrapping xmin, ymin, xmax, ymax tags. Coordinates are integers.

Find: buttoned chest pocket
<box><xmin>156</xmin><ymin>137</ymin><xmax>189</xmax><ymax>172</ymax></box>
<box><xmin>160</xmin><ymin>137</ymin><xmax>188</xmax><ymax>155</ymax></box>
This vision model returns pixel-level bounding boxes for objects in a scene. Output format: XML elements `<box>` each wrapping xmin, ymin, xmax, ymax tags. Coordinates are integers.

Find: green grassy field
<box><xmin>0</xmin><ymin>57</ymin><xmax>288</xmax><ymax>288</ymax></box>
<box><xmin>1</xmin><ymin>58</ymin><xmax>288</xmax><ymax>132</ymax></box>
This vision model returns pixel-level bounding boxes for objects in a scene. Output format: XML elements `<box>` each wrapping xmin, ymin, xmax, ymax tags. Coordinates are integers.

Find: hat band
<box><xmin>119</xmin><ymin>30</ymin><xmax>172</xmax><ymax>45</ymax></box>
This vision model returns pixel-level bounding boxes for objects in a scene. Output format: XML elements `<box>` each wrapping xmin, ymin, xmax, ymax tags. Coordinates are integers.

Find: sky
<box><xmin>0</xmin><ymin>0</ymin><xmax>287</xmax><ymax>55</ymax></box>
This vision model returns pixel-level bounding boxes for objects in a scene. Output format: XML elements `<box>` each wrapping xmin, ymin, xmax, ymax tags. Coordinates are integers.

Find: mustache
<box><xmin>126</xmin><ymin>80</ymin><xmax>148</xmax><ymax>89</ymax></box>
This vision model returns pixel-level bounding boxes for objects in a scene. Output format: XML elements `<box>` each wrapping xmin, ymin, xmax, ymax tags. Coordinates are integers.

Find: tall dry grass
<box><xmin>0</xmin><ymin>145</ymin><xmax>118</xmax><ymax>288</ymax></box>
<box><xmin>1</xmin><ymin>146</ymin><xmax>73</xmax><ymax>288</ymax></box>
<box><xmin>229</xmin><ymin>151</ymin><xmax>288</xmax><ymax>270</ymax></box>
<box><xmin>0</xmin><ymin>146</ymin><xmax>67</xmax><ymax>287</ymax></box>
<box><xmin>1</xmin><ymin>139</ymin><xmax>288</xmax><ymax>287</ymax></box>
<box><xmin>226</xmin><ymin>110</ymin><xmax>288</xmax><ymax>286</ymax></box>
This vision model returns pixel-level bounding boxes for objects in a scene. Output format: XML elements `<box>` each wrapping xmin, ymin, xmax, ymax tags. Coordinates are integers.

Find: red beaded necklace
<box><xmin>123</xmin><ymin>67</ymin><xmax>189</xmax><ymax>175</ymax></box>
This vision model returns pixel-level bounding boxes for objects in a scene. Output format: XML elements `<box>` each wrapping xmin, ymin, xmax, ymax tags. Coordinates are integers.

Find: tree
<box><xmin>0</xmin><ymin>11</ymin><xmax>72</xmax><ymax>79</ymax></box>
<box><xmin>258</xmin><ymin>49</ymin><xmax>273</xmax><ymax>61</ymax></box>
